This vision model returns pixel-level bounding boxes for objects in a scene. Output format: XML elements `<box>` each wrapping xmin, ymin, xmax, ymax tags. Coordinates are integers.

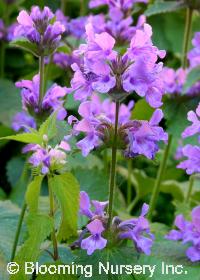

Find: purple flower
<box><xmin>162</xmin><ymin>67</ymin><xmax>186</xmax><ymax>95</ymax></box>
<box><xmin>118</xmin><ymin>203</ymin><xmax>154</xmax><ymax>255</ymax></box>
<box><xmin>125</xmin><ymin>109</ymin><xmax>168</xmax><ymax>159</ymax></box>
<box><xmin>177</xmin><ymin>144</ymin><xmax>200</xmax><ymax>175</ymax></box>
<box><xmin>71</xmin><ymin>23</ymin><xmax>165</xmax><ymax>107</ymax></box>
<box><xmin>53</xmin><ymin>52</ymin><xmax>80</xmax><ymax>69</ymax></box>
<box><xmin>16</xmin><ymin>74</ymin><xmax>69</xmax><ymax>120</ymax></box>
<box><xmin>73</xmin><ymin>95</ymin><xmax>134</xmax><ymax>156</ymax></box>
<box><xmin>23</xmin><ymin>138</ymin><xmax>70</xmax><ymax>175</ymax></box>
<box><xmin>166</xmin><ymin>206</ymin><xmax>200</xmax><ymax>262</ymax></box>
<box><xmin>80</xmin><ymin>191</ymin><xmax>108</xmax><ymax>219</ymax></box>
<box><xmin>188</xmin><ymin>32</ymin><xmax>200</xmax><ymax>69</ymax></box>
<box><xmin>14</xmin><ymin>6</ymin><xmax>65</xmax><ymax>55</ymax></box>
<box><xmin>81</xmin><ymin>219</ymin><xmax>107</xmax><ymax>255</ymax></box>
<box><xmin>182</xmin><ymin>104</ymin><xmax>200</xmax><ymax>138</ymax></box>
<box><xmin>12</xmin><ymin>111</ymin><xmax>36</xmax><ymax>132</ymax></box>
<box><xmin>89</xmin><ymin>0</ymin><xmax>148</xmax><ymax>11</ymax></box>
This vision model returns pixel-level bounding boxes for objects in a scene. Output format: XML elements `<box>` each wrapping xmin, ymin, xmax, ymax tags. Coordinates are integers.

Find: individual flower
<box><xmin>81</xmin><ymin>219</ymin><xmax>107</xmax><ymax>255</ymax></box>
<box><xmin>188</xmin><ymin>32</ymin><xmax>200</xmax><ymax>69</ymax></box>
<box><xmin>162</xmin><ymin>67</ymin><xmax>186</xmax><ymax>95</ymax></box>
<box><xmin>124</xmin><ymin>109</ymin><xmax>168</xmax><ymax>159</ymax></box>
<box><xmin>23</xmin><ymin>136</ymin><xmax>70</xmax><ymax>175</ymax></box>
<box><xmin>118</xmin><ymin>203</ymin><xmax>154</xmax><ymax>255</ymax></box>
<box><xmin>182</xmin><ymin>104</ymin><xmax>200</xmax><ymax>138</ymax></box>
<box><xmin>12</xmin><ymin>111</ymin><xmax>36</xmax><ymax>132</ymax></box>
<box><xmin>16</xmin><ymin>74</ymin><xmax>69</xmax><ymax>120</ymax></box>
<box><xmin>14</xmin><ymin>6</ymin><xmax>65</xmax><ymax>55</ymax></box>
<box><xmin>177</xmin><ymin>144</ymin><xmax>200</xmax><ymax>175</ymax></box>
<box><xmin>70</xmin><ymin>23</ymin><xmax>166</xmax><ymax>107</ymax></box>
<box><xmin>166</xmin><ymin>206</ymin><xmax>200</xmax><ymax>262</ymax></box>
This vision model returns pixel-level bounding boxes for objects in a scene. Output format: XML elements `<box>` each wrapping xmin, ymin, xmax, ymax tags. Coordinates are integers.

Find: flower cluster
<box><xmin>0</xmin><ymin>19</ymin><xmax>17</xmax><ymax>41</ymax></box>
<box><xmin>12</xmin><ymin>74</ymin><xmax>68</xmax><ymax>130</ymax></box>
<box><xmin>89</xmin><ymin>0</ymin><xmax>148</xmax><ymax>12</ymax></box>
<box><xmin>177</xmin><ymin>103</ymin><xmax>200</xmax><ymax>174</ymax></box>
<box><xmin>166</xmin><ymin>206</ymin><xmax>200</xmax><ymax>262</ymax></box>
<box><xmin>14</xmin><ymin>6</ymin><xmax>65</xmax><ymax>55</ymax></box>
<box><xmin>23</xmin><ymin>136</ymin><xmax>70</xmax><ymax>175</ymax></box>
<box><xmin>70</xmin><ymin>95</ymin><xmax>167</xmax><ymax>159</ymax></box>
<box><xmin>73</xmin><ymin>191</ymin><xmax>154</xmax><ymax>256</ymax></box>
<box><xmin>70</xmin><ymin>23</ymin><xmax>165</xmax><ymax>108</ymax></box>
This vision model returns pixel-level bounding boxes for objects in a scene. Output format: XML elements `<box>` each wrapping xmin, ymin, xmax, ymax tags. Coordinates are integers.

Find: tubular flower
<box><xmin>12</xmin><ymin>111</ymin><xmax>36</xmax><ymax>132</ymax></box>
<box><xmin>16</xmin><ymin>74</ymin><xmax>69</xmax><ymax>120</ymax></box>
<box><xmin>166</xmin><ymin>206</ymin><xmax>200</xmax><ymax>262</ymax></box>
<box><xmin>14</xmin><ymin>6</ymin><xmax>65</xmax><ymax>55</ymax></box>
<box><xmin>73</xmin><ymin>192</ymin><xmax>153</xmax><ymax>256</ymax></box>
<box><xmin>70</xmin><ymin>23</ymin><xmax>166</xmax><ymax>107</ymax></box>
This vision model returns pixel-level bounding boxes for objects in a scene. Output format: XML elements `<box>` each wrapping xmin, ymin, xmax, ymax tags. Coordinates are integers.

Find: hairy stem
<box><xmin>127</xmin><ymin>159</ymin><xmax>132</xmax><ymax>205</ymax></box>
<box><xmin>10</xmin><ymin>202</ymin><xmax>27</xmax><ymax>261</ymax></box>
<box><xmin>185</xmin><ymin>175</ymin><xmax>195</xmax><ymax>204</ymax></box>
<box><xmin>107</xmin><ymin>101</ymin><xmax>120</xmax><ymax>229</ymax></box>
<box><xmin>0</xmin><ymin>42</ymin><xmax>5</xmax><ymax>78</ymax></box>
<box><xmin>182</xmin><ymin>8</ymin><xmax>193</xmax><ymax>69</ymax></box>
<box><xmin>148</xmin><ymin>135</ymin><xmax>172</xmax><ymax>220</ymax></box>
<box><xmin>39</xmin><ymin>55</ymin><xmax>45</xmax><ymax>106</ymax></box>
<box><xmin>48</xmin><ymin>178</ymin><xmax>59</xmax><ymax>261</ymax></box>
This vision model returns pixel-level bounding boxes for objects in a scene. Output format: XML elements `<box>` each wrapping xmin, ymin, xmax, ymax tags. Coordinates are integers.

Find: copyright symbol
<box><xmin>7</xmin><ymin>262</ymin><xmax>19</xmax><ymax>274</ymax></box>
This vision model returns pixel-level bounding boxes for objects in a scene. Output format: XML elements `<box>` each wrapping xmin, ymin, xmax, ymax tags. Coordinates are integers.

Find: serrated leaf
<box><xmin>132</xmin><ymin>99</ymin><xmax>154</xmax><ymax>120</ymax></box>
<box><xmin>48</xmin><ymin>173</ymin><xmax>80</xmax><ymax>240</ymax></box>
<box><xmin>145</xmin><ymin>1</ymin><xmax>186</xmax><ymax>17</ymax></box>
<box><xmin>0</xmin><ymin>132</ymin><xmax>42</xmax><ymax>144</ymax></box>
<box><xmin>25</xmin><ymin>176</ymin><xmax>44</xmax><ymax>213</ymax></box>
<box><xmin>183</xmin><ymin>67</ymin><xmax>200</xmax><ymax>93</ymax></box>
<box><xmin>10</xmin><ymin>38</ymin><xmax>39</xmax><ymax>57</ymax></box>
<box><xmin>11</xmin><ymin>214</ymin><xmax>53</xmax><ymax>280</ymax></box>
<box><xmin>39</xmin><ymin>112</ymin><xmax>57</xmax><ymax>140</ymax></box>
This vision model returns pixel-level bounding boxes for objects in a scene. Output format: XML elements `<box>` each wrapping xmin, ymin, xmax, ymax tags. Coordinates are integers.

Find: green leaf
<box><xmin>74</xmin><ymin>168</ymin><xmax>108</xmax><ymax>201</ymax></box>
<box><xmin>0</xmin><ymin>79</ymin><xmax>21</xmax><ymax>127</ymax></box>
<box><xmin>25</xmin><ymin>176</ymin><xmax>44</xmax><ymax>213</ymax></box>
<box><xmin>76</xmin><ymin>247</ymin><xmax>137</xmax><ymax>279</ymax></box>
<box><xmin>0</xmin><ymin>189</ymin><xmax>6</xmax><ymax>200</ymax></box>
<box><xmin>68</xmin><ymin>153</ymin><xmax>103</xmax><ymax>171</ymax></box>
<box><xmin>56</xmin><ymin>44</ymin><xmax>71</xmax><ymax>54</ymax></box>
<box><xmin>145</xmin><ymin>1</ymin><xmax>185</xmax><ymax>17</ymax></box>
<box><xmin>6</xmin><ymin>157</ymin><xmax>25</xmax><ymax>187</ymax></box>
<box><xmin>0</xmin><ymin>132</ymin><xmax>43</xmax><ymax>144</ymax></box>
<box><xmin>135</xmin><ymin>238</ymin><xmax>200</xmax><ymax>280</ymax></box>
<box><xmin>183</xmin><ymin>67</ymin><xmax>200</xmax><ymax>93</ymax></box>
<box><xmin>11</xmin><ymin>214</ymin><xmax>53</xmax><ymax>280</ymax></box>
<box><xmin>0</xmin><ymin>125</ymin><xmax>13</xmax><ymax>149</ymax></box>
<box><xmin>132</xmin><ymin>99</ymin><xmax>154</xmax><ymax>120</ymax></box>
<box><xmin>49</xmin><ymin>173</ymin><xmax>80</xmax><ymax>240</ymax></box>
<box><xmin>10</xmin><ymin>38</ymin><xmax>39</xmax><ymax>57</ymax></box>
<box><xmin>0</xmin><ymin>201</ymin><xmax>23</xmax><ymax>261</ymax></box>
<box><xmin>118</xmin><ymin>167</ymin><xmax>184</xmax><ymax>201</ymax></box>
<box><xmin>39</xmin><ymin>112</ymin><xmax>57</xmax><ymax>140</ymax></box>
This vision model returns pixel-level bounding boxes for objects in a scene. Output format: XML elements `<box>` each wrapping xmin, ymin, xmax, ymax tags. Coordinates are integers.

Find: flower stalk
<box><xmin>107</xmin><ymin>101</ymin><xmax>120</xmax><ymax>229</ymax></box>
<box><xmin>39</xmin><ymin>55</ymin><xmax>45</xmax><ymax>106</ymax></box>
<box><xmin>185</xmin><ymin>175</ymin><xmax>195</xmax><ymax>203</ymax></box>
<box><xmin>148</xmin><ymin>135</ymin><xmax>172</xmax><ymax>220</ymax></box>
<box><xmin>127</xmin><ymin>159</ymin><xmax>132</xmax><ymax>205</ymax></box>
<box><xmin>48</xmin><ymin>177</ymin><xmax>59</xmax><ymax>261</ymax></box>
<box><xmin>11</xmin><ymin>202</ymin><xmax>27</xmax><ymax>261</ymax></box>
<box><xmin>182</xmin><ymin>8</ymin><xmax>193</xmax><ymax>69</ymax></box>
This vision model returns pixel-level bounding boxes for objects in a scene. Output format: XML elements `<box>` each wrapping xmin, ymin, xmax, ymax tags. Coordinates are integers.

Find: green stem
<box><xmin>185</xmin><ymin>175</ymin><xmax>195</xmax><ymax>204</ymax></box>
<box><xmin>10</xmin><ymin>202</ymin><xmax>27</xmax><ymax>261</ymax></box>
<box><xmin>0</xmin><ymin>42</ymin><xmax>5</xmax><ymax>78</ymax></box>
<box><xmin>39</xmin><ymin>55</ymin><xmax>45</xmax><ymax>106</ymax></box>
<box><xmin>48</xmin><ymin>178</ymin><xmax>59</xmax><ymax>261</ymax></box>
<box><xmin>44</xmin><ymin>55</ymin><xmax>53</xmax><ymax>92</ymax></box>
<box><xmin>148</xmin><ymin>135</ymin><xmax>172</xmax><ymax>220</ymax></box>
<box><xmin>182</xmin><ymin>8</ymin><xmax>193</xmax><ymax>69</ymax></box>
<box><xmin>127</xmin><ymin>159</ymin><xmax>132</xmax><ymax>205</ymax></box>
<box><xmin>61</xmin><ymin>0</ymin><xmax>66</xmax><ymax>12</ymax></box>
<box><xmin>128</xmin><ymin>196</ymin><xmax>139</xmax><ymax>213</ymax></box>
<box><xmin>107</xmin><ymin>101</ymin><xmax>120</xmax><ymax>229</ymax></box>
<box><xmin>80</xmin><ymin>0</ymin><xmax>86</xmax><ymax>16</ymax></box>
